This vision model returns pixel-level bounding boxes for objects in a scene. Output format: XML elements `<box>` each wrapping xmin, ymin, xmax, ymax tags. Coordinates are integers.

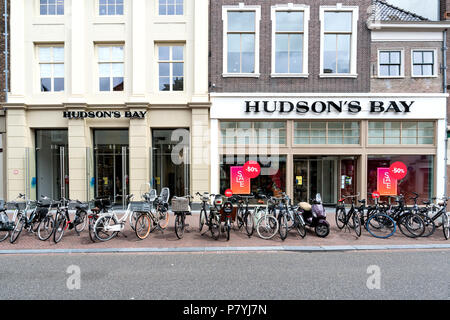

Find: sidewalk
<box><xmin>0</xmin><ymin>211</ymin><xmax>449</xmax><ymax>254</ymax></box>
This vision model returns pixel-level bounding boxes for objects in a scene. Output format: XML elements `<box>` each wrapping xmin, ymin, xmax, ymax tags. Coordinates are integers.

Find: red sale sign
<box><xmin>389</xmin><ymin>162</ymin><xmax>407</xmax><ymax>180</ymax></box>
<box><xmin>225</xmin><ymin>189</ymin><xmax>233</xmax><ymax>197</ymax></box>
<box><xmin>230</xmin><ymin>166</ymin><xmax>251</xmax><ymax>194</ymax></box>
<box><xmin>243</xmin><ymin>161</ymin><xmax>261</xmax><ymax>179</ymax></box>
<box><xmin>377</xmin><ymin>168</ymin><xmax>397</xmax><ymax>196</ymax></box>
<box><xmin>372</xmin><ymin>191</ymin><xmax>381</xmax><ymax>199</ymax></box>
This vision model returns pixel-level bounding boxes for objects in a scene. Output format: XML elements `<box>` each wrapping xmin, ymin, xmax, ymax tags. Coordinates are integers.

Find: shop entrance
<box><xmin>152</xmin><ymin>129</ymin><xmax>190</xmax><ymax>198</ymax></box>
<box><xmin>36</xmin><ymin>130</ymin><xmax>69</xmax><ymax>200</ymax></box>
<box><xmin>94</xmin><ymin>130</ymin><xmax>129</xmax><ymax>206</ymax></box>
<box><xmin>293</xmin><ymin>156</ymin><xmax>358</xmax><ymax>205</ymax></box>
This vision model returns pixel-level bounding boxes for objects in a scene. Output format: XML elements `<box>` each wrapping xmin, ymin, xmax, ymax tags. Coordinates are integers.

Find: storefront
<box><xmin>5</xmin><ymin>103</ymin><xmax>210</xmax><ymax>203</ymax></box>
<box><xmin>210</xmin><ymin>93</ymin><xmax>447</xmax><ymax>205</ymax></box>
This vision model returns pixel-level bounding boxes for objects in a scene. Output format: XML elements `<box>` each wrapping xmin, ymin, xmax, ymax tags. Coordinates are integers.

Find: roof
<box><xmin>372</xmin><ymin>0</ymin><xmax>429</xmax><ymax>22</ymax></box>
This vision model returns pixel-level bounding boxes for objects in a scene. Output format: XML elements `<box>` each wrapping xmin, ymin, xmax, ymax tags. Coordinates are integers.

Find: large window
<box><xmin>220</xmin><ymin>122</ymin><xmax>286</xmax><ymax>145</ymax></box>
<box><xmin>294</xmin><ymin>122</ymin><xmax>360</xmax><ymax>145</ymax></box>
<box><xmin>320</xmin><ymin>6</ymin><xmax>358</xmax><ymax>76</ymax></box>
<box><xmin>39</xmin><ymin>46</ymin><xmax>64</xmax><ymax>92</ymax></box>
<box><xmin>368</xmin><ymin>121</ymin><xmax>434</xmax><ymax>145</ymax></box>
<box><xmin>159</xmin><ymin>0</ymin><xmax>183</xmax><ymax>15</ymax></box>
<box><xmin>158</xmin><ymin>45</ymin><xmax>184</xmax><ymax>91</ymax></box>
<box><xmin>412</xmin><ymin>50</ymin><xmax>436</xmax><ymax>77</ymax></box>
<box><xmin>220</xmin><ymin>155</ymin><xmax>286</xmax><ymax>202</ymax></box>
<box><xmin>40</xmin><ymin>0</ymin><xmax>64</xmax><ymax>15</ymax></box>
<box><xmin>99</xmin><ymin>0</ymin><xmax>124</xmax><ymax>15</ymax></box>
<box><xmin>272</xmin><ymin>7</ymin><xmax>308</xmax><ymax>75</ymax></box>
<box><xmin>378</xmin><ymin>50</ymin><xmax>403</xmax><ymax>77</ymax></box>
<box><xmin>98</xmin><ymin>45</ymin><xmax>124</xmax><ymax>92</ymax></box>
<box><xmin>367</xmin><ymin>155</ymin><xmax>434</xmax><ymax>204</ymax></box>
<box><xmin>223</xmin><ymin>6</ymin><xmax>260</xmax><ymax>76</ymax></box>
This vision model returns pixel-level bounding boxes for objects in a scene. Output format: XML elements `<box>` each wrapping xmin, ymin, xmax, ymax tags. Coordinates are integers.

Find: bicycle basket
<box><xmin>160</xmin><ymin>187</ymin><xmax>170</xmax><ymax>203</ymax></box>
<box><xmin>171</xmin><ymin>197</ymin><xmax>190</xmax><ymax>212</ymax></box>
<box><xmin>6</xmin><ymin>201</ymin><xmax>26</xmax><ymax>211</ymax></box>
<box><xmin>129</xmin><ymin>201</ymin><xmax>151</xmax><ymax>212</ymax></box>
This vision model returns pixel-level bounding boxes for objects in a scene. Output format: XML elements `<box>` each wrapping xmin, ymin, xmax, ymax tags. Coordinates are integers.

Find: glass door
<box><xmin>340</xmin><ymin>157</ymin><xmax>358</xmax><ymax>199</ymax></box>
<box><xmin>94</xmin><ymin>130</ymin><xmax>129</xmax><ymax>207</ymax></box>
<box><xmin>294</xmin><ymin>159</ymin><xmax>308</xmax><ymax>203</ymax></box>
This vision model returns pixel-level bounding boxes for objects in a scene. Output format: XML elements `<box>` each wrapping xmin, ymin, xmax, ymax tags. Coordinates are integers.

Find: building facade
<box><xmin>210</xmin><ymin>0</ymin><xmax>449</xmax><ymax>204</ymax></box>
<box><xmin>5</xmin><ymin>0</ymin><xmax>210</xmax><ymax>203</ymax></box>
<box><xmin>0</xmin><ymin>0</ymin><xmax>8</xmax><ymax>200</ymax></box>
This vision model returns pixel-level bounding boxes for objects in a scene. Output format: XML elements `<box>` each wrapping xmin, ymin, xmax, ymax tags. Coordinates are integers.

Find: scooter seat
<box><xmin>299</xmin><ymin>202</ymin><xmax>312</xmax><ymax>211</ymax></box>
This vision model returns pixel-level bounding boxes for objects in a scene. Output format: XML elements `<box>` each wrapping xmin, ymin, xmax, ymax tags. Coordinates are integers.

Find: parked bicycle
<box><xmin>0</xmin><ymin>200</ymin><xmax>14</xmax><ymax>242</ymax></box>
<box><xmin>200</xmin><ymin>194</ymin><xmax>222</xmax><ymax>240</ymax></box>
<box><xmin>172</xmin><ymin>195</ymin><xmax>193</xmax><ymax>239</ymax></box>
<box><xmin>10</xmin><ymin>196</ymin><xmax>38</xmax><ymax>244</ymax></box>
<box><xmin>253</xmin><ymin>195</ymin><xmax>279</xmax><ymax>240</ymax></box>
<box><xmin>197</xmin><ymin>192</ymin><xmax>211</xmax><ymax>232</ymax></box>
<box><xmin>53</xmin><ymin>199</ymin><xmax>89</xmax><ymax>243</ymax></box>
<box><xmin>235</xmin><ymin>194</ymin><xmax>255</xmax><ymax>237</ymax></box>
<box><xmin>335</xmin><ymin>194</ymin><xmax>364</xmax><ymax>237</ymax></box>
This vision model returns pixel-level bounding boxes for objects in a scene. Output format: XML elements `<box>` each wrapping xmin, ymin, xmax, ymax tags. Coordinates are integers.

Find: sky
<box><xmin>385</xmin><ymin>0</ymin><xmax>439</xmax><ymax>20</ymax></box>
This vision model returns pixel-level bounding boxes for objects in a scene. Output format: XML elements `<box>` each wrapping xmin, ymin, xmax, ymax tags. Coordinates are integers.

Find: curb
<box><xmin>0</xmin><ymin>244</ymin><xmax>450</xmax><ymax>255</ymax></box>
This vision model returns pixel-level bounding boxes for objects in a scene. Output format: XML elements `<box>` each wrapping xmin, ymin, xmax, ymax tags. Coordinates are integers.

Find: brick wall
<box><xmin>371</xmin><ymin>41</ymin><xmax>443</xmax><ymax>93</ymax></box>
<box><xmin>209</xmin><ymin>0</ymin><xmax>371</xmax><ymax>94</ymax></box>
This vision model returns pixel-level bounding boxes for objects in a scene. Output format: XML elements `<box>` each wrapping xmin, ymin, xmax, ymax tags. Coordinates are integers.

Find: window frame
<box><xmin>38</xmin><ymin>0</ymin><xmax>65</xmax><ymax>16</ymax></box>
<box><xmin>156</xmin><ymin>43</ymin><xmax>186</xmax><ymax>93</ymax></box>
<box><xmin>219</xmin><ymin>121</ymin><xmax>287</xmax><ymax>146</ymax></box>
<box><xmin>411</xmin><ymin>49</ymin><xmax>438</xmax><ymax>78</ymax></box>
<box><xmin>377</xmin><ymin>49</ymin><xmax>405</xmax><ymax>78</ymax></box>
<box><xmin>97</xmin><ymin>0</ymin><xmax>125</xmax><ymax>17</ymax></box>
<box><xmin>222</xmin><ymin>4</ymin><xmax>261</xmax><ymax>78</ymax></box>
<box><xmin>270</xmin><ymin>4</ymin><xmax>310</xmax><ymax>78</ymax></box>
<box><xmin>319</xmin><ymin>5</ymin><xmax>358</xmax><ymax>78</ymax></box>
<box><xmin>158</xmin><ymin>0</ymin><xmax>184</xmax><ymax>16</ymax></box>
<box><xmin>293</xmin><ymin>121</ymin><xmax>361</xmax><ymax>146</ymax></box>
<box><xmin>36</xmin><ymin>44</ymin><xmax>65</xmax><ymax>93</ymax></box>
<box><xmin>368</xmin><ymin>121</ymin><xmax>435</xmax><ymax>146</ymax></box>
<box><xmin>95</xmin><ymin>44</ymin><xmax>125</xmax><ymax>93</ymax></box>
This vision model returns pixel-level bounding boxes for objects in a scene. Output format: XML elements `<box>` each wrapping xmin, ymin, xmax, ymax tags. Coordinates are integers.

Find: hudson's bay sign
<box><xmin>63</xmin><ymin>111</ymin><xmax>147</xmax><ymax>119</ymax></box>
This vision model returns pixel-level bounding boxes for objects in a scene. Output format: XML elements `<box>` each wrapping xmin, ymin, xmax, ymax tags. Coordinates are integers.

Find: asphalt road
<box><xmin>0</xmin><ymin>250</ymin><xmax>449</xmax><ymax>300</ymax></box>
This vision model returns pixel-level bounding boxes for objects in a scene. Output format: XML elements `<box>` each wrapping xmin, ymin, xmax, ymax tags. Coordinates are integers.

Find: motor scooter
<box><xmin>297</xmin><ymin>193</ymin><xmax>330</xmax><ymax>238</ymax></box>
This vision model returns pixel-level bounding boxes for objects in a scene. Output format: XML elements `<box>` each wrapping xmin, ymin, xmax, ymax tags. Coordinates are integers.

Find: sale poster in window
<box><xmin>230</xmin><ymin>166</ymin><xmax>251</xmax><ymax>195</ymax></box>
<box><xmin>377</xmin><ymin>168</ymin><xmax>397</xmax><ymax>196</ymax></box>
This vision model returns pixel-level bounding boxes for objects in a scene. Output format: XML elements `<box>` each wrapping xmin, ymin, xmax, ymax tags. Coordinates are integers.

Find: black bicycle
<box><xmin>172</xmin><ymin>195</ymin><xmax>193</xmax><ymax>239</ymax></box>
<box><xmin>235</xmin><ymin>194</ymin><xmax>255</xmax><ymax>237</ymax></box>
<box><xmin>53</xmin><ymin>198</ymin><xmax>89</xmax><ymax>243</ymax></box>
<box><xmin>200</xmin><ymin>194</ymin><xmax>222</xmax><ymax>240</ymax></box>
<box><xmin>335</xmin><ymin>194</ymin><xmax>363</xmax><ymax>237</ymax></box>
<box><xmin>419</xmin><ymin>196</ymin><xmax>449</xmax><ymax>238</ymax></box>
<box><xmin>197</xmin><ymin>192</ymin><xmax>210</xmax><ymax>233</ymax></box>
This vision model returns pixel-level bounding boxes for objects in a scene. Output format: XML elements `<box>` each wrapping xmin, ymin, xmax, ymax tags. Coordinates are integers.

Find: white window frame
<box><xmin>377</xmin><ymin>49</ymin><xmax>405</xmax><ymax>78</ymax></box>
<box><xmin>38</xmin><ymin>0</ymin><xmax>65</xmax><ymax>16</ymax></box>
<box><xmin>271</xmin><ymin>4</ymin><xmax>310</xmax><ymax>78</ymax></box>
<box><xmin>96</xmin><ymin>0</ymin><xmax>125</xmax><ymax>17</ymax></box>
<box><xmin>95</xmin><ymin>44</ymin><xmax>125</xmax><ymax>93</ymax></box>
<box><xmin>155</xmin><ymin>43</ymin><xmax>186</xmax><ymax>93</ymax></box>
<box><xmin>222</xmin><ymin>4</ymin><xmax>261</xmax><ymax>78</ymax></box>
<box><xmin>411</xmin><ymin>48</ymin><xmax>438</xmax><ymax>78</ymax></box>
<box><xmin>158</xmin><ymin>0</ymin><xmax>184</xmax><ymax>16</ymax></box>
<box><xmin>319</xmin><ymin>4</ymin><xmax>358</xmax><ymax>78</ymax></box>
<box><xmin>36</xmin><ymin>44</ymin><xmax>65</xmax><ymax>93</ymax></box>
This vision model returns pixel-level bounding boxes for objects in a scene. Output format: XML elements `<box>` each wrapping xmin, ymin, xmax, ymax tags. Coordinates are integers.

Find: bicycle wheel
<box><xmin>419</xmin><ymin>214</ymin><xmax>435</xmax><ymax>238</ymax></box>
<box><xmin>74</xmin><ymin>211</ymin><xmax>88</xmax><ymax>233</ymax></box>
<box><xmin>0</xmin><ymin>212</ymin><xmax>9</xmax><ymax>242</ymax></box>
<box><xmin>135</xmin><ymin>213</ymin><xmax>152</xmax><ymax>240</ymax></box>
<box><xmin>210</xmin><ymin>215</ymin><xmax>220</xmax><ymax>240</ymax></box>
<box><xmin>158</xmin><ymin>210</ymin><xmax>170</xmax><ymax>230</ymax></box>
<box><xmin>278</xmin><ymin>213</ymin><xmax>288</xmax><ymax>241</ymax></box>
<box><xmin>352</xmin><ymin>211</ymin><xmax>362</xmax><ymax>237</ymax></box>
<box><xmin>398</xmin><ymin>213</ymin><xmax>425</xmax><ymax>238</ymax></box>
<box><xmin>244</xmin><ymin>211</ymin><xmax>254</xmax><ymax>238</ymax></box>
<box><xmin>129</xmin><ymin>211</ymin><xmax>139</xmax><ymax>232</ymax></box>
<box><xmin>366</xmin><ymin>213</ymin><xmax>396</xmax><ymax>239</ymax></box>
<box><xmin>443</xmin><ymin>213</ymin><xmax>450</xmax><ymax>240</ymax></box>
<box><xmin>175</xmin><ymin>214</ymin><xmax>185</xmax><ymax>240</ymax></box>
<box><xmin>199</xmin><ymin>209</ymin><xmax>206</xmax><ymax>232</ymax></box>
<box><xmin>236</xmin><ymin>205</ymin><xmax>244</xmax><ymax>230</ymax></box>
<box><xmin>295</xmin><ymin>213</ymin><xmax>306</xmax><ymax>238</ymax></box>
<box><xmin>37</xmin><ymin>215</ymin><xmax>55</xmax><ymax>241</ymax></box>
<box><xmin>53</xmin><ymin>215</ymin><xmax>67</xmax><ymax>244</ymax></box>
<box><xmin>335</xmin><ymin>207</ymin><xmax>346</xmax><ymax>230</ymax></box>
<box><xmin>10</xmin><ymin>214</ymin><xmax>25</xmax><ymax>244</ymax></box>
<box><xmin>94</xmin><ymin>215</ymin><xmax>119</xmax><ymax>242</ymax></box>
<box><xmin>225</xmin><ymin>217</ymin><xmax>231</xmax><ymax>241</ymax></box>
<box><xmin>88</xmin><ymin>217</ymin><xmax>97</xmax><ymax>243</ymax></box>
<box><xmin>256</xmin><ymin>215</ymin><xmax>278</xmax><ymax>240</ymax></box>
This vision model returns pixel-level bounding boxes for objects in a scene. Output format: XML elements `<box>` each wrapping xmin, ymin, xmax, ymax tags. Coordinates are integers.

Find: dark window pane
<box><xmin>173</xmin><ymin>77</ymin><xmax>184</xmax><ymax>91</ymax></box>
<box><xmin>99</xmin><ymin>77</ymin><xmax>110</xmax><ymax>91</ymax></box>
<box><xmin>41</xmin><ymin>78</ymin><xmax>51</xmax><ymax>92</ymax></box>
<box><xmin>113</xmin><ymin>77</ymin><xmax>124</xmax><ymax>91</ymax></box>
<box><xmin>159</xmin><ymin>77</ymin><xmax>170</xmax><ymax>91</ymax></box>
<box><xmin>54</xmin><ymin>78</ymin><xmax>64</xmax><ymax>92</ymax></box>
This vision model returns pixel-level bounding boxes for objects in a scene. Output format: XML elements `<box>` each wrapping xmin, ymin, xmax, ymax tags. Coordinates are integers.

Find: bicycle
<box><xmin>93</xmin><ymin>194</ymin><xmax>136</xmax><ymax>242</ymax></box>
<box><xmin>196</xmin><ymin>192</ymin><xmax>211</xmax><ymax>232</ymax></box>
<box><xmin>235</xmin><ymin>194</ymin><xmax>255</xmax><ymax>237</ymax></box>
<box><xmin>419</xmin><ymin>196</ymin><xmax>449</xmax><ymax>238</ymax></box>
<box><xmin>254</xmin><ymin>195</ymin><xmax>279</xmax><ymax>240</ymax></box>
<box><xmin>10</xmin><ymin>197</ymin><xmax>38</xmax><ymax>244</ymax></box>
<box><xmin>53</xmin><ymin>199</ymin><xmax>90</xmax><ymax>243</ymax></box>
<box><xmin>88</xmin><ymin>197</ymin><xmax>112</xmax><ymax>243</ymax></box>
<box><xmin>37</xmin><ymin>197</ymin><xmax>60</xmax><ymax>241</ymax></box>
<box><xmin>172</xmin><ymin>195</ymin><xmax>193</xmax><ymax>239</ymax></box>
<box><xmin>0</xmin><ymin>201</ymin><xmax>14</xmax><ymax>242</ymax></box>
<box><xmin>200</xmin><ymin>194</ymin><xmax>222</xmax><ymax>240</ymax></box>
<box><xmin>134</xmin><ymin>189</ymin><xmax>171</xmax><ymax>240</ymax></box>
<box><xmin>335</xmin><ymin>194</ymin><xmax>364</xmax><ymax>237</ymax></box>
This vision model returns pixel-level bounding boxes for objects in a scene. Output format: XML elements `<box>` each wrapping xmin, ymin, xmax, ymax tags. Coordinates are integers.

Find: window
<box><xmin>294</xmin><ymin>122</ymin><xmax>360</xmax><ymax>145</ymax></box>
<box><xmin>38</xmin><ymin>46</ymin><xmax>64</xmax><ymax>92</ymax></box>
<box><xmin>271</xmin><ymin>5</ymin><xmax>309</xmax><ymax>76</ymax></box>
<box><xmin>412</xmin><ymin>50</ymin><xmax>436</xmax><ymax>77</ymax></box>
<box><xmin>158</xmin><ymin>45</ymin><xmax>184</xmax><ymax>91</ymax></box>
<box><xmin>40</xmin><ymin>0</ymin><xmax>64</xmax><ymax>15</ymax></box>
<box><xmin>99</xmin><ymin>0</ymin><xmax>124</xmax><ymax>15</ymax></box>
<box><xmin>368</xmin><ymin>121</ymin><xmax>434</xmax><ymax>145</ymax></box>
<box><xmin>220</xmin><ymin>122</ymin><xmax>286</xmax><ymax>145</ymax></box>
<box><xmin>98</xmin><ymin>46</ymin><xmax>124</xmax><ymax>92</ymax></box>
<box><xmin>222</xmin><ymin>5</ymin><xmax>260</xmax><ymax>76</ymax></box>
<box><xmin>159</xmin><ymin>0</ymin><xmax>183</xmax><ymax>15</ymax></box>
<box><xmin>378</xmin><ymin>50</ymin><xmax>403</xmax><ymax>77</ymax></box>
<box><xmin>320</xmin><ymin>6</ymin><xmax>358</xmax><ymax>76</ymax></box>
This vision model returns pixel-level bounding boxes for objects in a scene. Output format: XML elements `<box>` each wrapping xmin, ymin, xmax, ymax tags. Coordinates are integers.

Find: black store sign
<box><xmin>244</xmin><ymin>100</ymin><xmax>415</xmax><ymax>114</ymax></box>
<box><xmin>63</xmin><ymin>111</ymin><xmax>147</xmax><ymax>119</ymax></box>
